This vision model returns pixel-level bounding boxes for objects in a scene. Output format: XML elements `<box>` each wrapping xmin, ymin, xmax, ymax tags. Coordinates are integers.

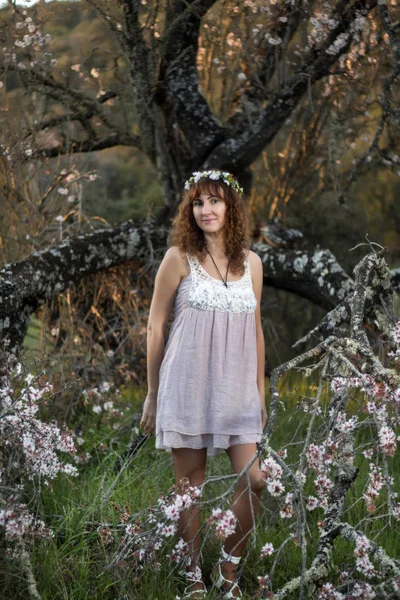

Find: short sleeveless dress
<box><xmin>155</xmin><ymin>252</ymin><xmax>262</xmax><ymax>456</ymax></box>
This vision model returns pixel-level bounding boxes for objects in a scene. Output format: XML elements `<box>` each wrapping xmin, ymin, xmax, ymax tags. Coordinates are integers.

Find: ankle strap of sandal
<box><xmin>221</xmin><ymin>548</ymin><xmax>241</xmax><ymax>565</ymax></box>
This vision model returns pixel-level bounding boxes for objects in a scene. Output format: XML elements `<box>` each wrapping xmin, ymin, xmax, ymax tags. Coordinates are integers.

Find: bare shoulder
<box><xmin>163</xmin><ymin>246</ymin><xmax>189</xmax><ymax>279</ymax></box>
<box><xmin>246</xmin><ymin>250</ymin><xmax>263</xmax><ymax>270</ymax></box>
<box><xmin>246</xmin><ymin>250</ymin><xmax>263</xmax><ymax>287</ymax></box>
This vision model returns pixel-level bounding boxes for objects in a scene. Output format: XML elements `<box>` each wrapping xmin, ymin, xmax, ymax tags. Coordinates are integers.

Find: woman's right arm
<box><xmin>140</xmin><ymin>247</ymin><xmax>185</xmax><ymax>434</ymax></box>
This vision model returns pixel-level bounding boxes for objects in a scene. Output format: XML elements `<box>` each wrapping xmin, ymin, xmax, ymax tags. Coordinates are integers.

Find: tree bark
<box><xmin>0</xmin><ymin>221</ymin><xmax>398</xmax><ymax>353</ymax></box>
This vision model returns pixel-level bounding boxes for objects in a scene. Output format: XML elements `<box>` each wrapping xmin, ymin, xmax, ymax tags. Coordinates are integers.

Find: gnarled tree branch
<box><xmin>0</xmin><ymin>220</ymin><xmax>398</xmax><ymax>354</ymax></box>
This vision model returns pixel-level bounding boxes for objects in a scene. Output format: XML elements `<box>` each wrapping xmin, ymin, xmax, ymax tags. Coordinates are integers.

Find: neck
<box><xmin>204</xmin><ymin>232</ymin><xmax>226</xmax><ymax>259</ymax></box>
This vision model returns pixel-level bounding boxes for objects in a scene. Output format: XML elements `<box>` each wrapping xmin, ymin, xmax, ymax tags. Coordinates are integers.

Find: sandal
<box><xmin>211</xmin><ymin>548</ymin><xmax>242</xmax><ymax>599</ymax></box>
<box><xmin>181</xmin><ymin>564</ymin><xmax>207</xmax><ymax>598</ymax></box>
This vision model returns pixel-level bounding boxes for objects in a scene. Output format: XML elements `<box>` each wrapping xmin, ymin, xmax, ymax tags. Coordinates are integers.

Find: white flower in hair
<box><xmin>184</xmin><ymin>169</ymin><xmax>244</xmax><ymax>194</ymax></box>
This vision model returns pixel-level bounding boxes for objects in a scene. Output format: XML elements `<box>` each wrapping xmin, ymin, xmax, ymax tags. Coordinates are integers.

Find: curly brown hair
<box><xmin>168</xmin><ymin>179</ymin><xmax>251</xmax><ymax>275</ymax></box>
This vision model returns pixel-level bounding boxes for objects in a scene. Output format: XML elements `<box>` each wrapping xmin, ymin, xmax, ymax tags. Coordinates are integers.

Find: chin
<box><xmin>203</xmin><ymin>226</ymin><xmax>221</xmax><ymax>232</ymax></box>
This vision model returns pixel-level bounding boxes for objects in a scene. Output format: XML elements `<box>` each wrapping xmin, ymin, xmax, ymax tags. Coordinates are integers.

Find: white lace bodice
<box><xmin>186</xmin><ymin>253</ymin><xmax>257</xmax><ymax>313</ymax></box>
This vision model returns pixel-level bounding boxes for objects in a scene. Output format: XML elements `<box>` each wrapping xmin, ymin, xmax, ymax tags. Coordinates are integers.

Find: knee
<box><xmin>250</xmin><ymin>476</ymin><xmax>266</xmax><ymax>494</ymax></box>
<box><xmin>176</xmin><ymin>467</ymin><xmax>205</xmax><ymax>488</ymax></box>
<box><xmin>237</xmin><ymin>475</ymin><xmax>265</xmax><ymax>495</ymax></box>
<box><xmin>189</xmin><ymin>469</ymin><xmax>205</xmax><ymax>487</ymax></box>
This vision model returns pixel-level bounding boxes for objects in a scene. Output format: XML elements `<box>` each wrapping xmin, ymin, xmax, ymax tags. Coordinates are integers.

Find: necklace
<box><xmin>206</xmin><ymin>250</ymin><xmax>230</xmax><ymax>288</ymax></box>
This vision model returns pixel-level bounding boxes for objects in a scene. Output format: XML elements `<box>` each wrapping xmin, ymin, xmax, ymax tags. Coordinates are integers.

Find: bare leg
<box><xmin>214</xmin><ymin>443</ymin><xmax>265</xmax><ymax>596</ymax></box>
<box><xmin>172</xmin><ymin>447</ymin><xmax>207</xmax><ymax>567</ymax></box>
<box><xmin>225</xmin><ymin>443</ymin><xmax>265</xmax><ymax>556</ymax></box>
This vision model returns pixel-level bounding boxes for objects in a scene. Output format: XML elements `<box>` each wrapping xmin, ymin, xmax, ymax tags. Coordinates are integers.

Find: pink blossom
<box><xmin>279</xmin><ymin>493</ymin><xmax>294</xmax><ymax>519</ymax></box>
<box><xmin>306</xmin><ymin>496</ymin><xmax>320</xmax><ymax>511</ymax></box>
<box><xmin>330</xmin><ymin>377</ymin><xmax>347</xmax><ymax>392</ymax></box>
<box><xmin>260</xmin><ymin>542</ymin><xmax>274</xmax><ymax>557</ymax></box>
<box><xmin>0</xmin><ymin>505</ymin><xmax>52</xmax><ymax>540</ymax></box>
<box><xmin>267</xmin><ymin>479</ymin><xmax>285</xmax><ymax>496</ymax></box>
<box><xmin>364</xmin><ymin>463</ymin><xmax>384</xmax><ymax>512</ymax></box>
<box><xmin>393</xmin><ymin>504</ymin><xmax>400</xmax><ymax>521</ymax></box>
<box><xmin>317</xmin><ymin>582</ymin><xmax>344</xmax><ymax>599</ymax></box>
<box><xmin>355</xmin><ymin>553</ymin><xmax>375</xmax><ymax>578</ymax></box>
<box><xmin>336</xmin><ymin>411</ymin><xmax>358</xmax><ymax>433</ymax></box>
<box><xmin>354</xmin><ymin>534</ymin><xmax>376</xmax><ymax>577</ymax></box>
<box><xmin>170</xmin><ymin>538</ymin><xmax>188</xmax><ymax>562</ymax></box>
<box><xmin>391</xmin><ymin>321</ymin><xmax>400</xmax><ymax>345</ymax></box>
<box><xmin>378</xmin><ymin>425</ymin><xmax>397</xmax><ymax>456</ymax></box>
<box><xmin>355</xmin><ymin>534</ymin><xmax>371</xmax><ymax>554</ymax></box>
<box><xmin>314</xmin><ymin>474</ymin><xmax>334</xmax><ymax>496</ymax></box>
<box><xmin>351</xmin><ymin>582</ymin><xmax>376</xmax><ymax>598</ymax></box>
<box><xmin>363</xmin><ymin>448</ymin><xmax>374</xmax><ymax>459</ymax></box>
<box><xmin>208</xmin><ymin>508</ymin><xmax>237</xmax><ymax>540</ymax></box>
<box><xmin>163</xmin><ymin>502</ymin><xmax>181</xmax><ymax>522</ymax></box>
<box><xmin>306</xmin><ymin>443</ymin><xmax>327</xmax><ymax>472</ymax></box>
<box><xmin>260</xmin><ymin>456</ymin><xmax>283</xmax><ymax>479</ymax></box>
<box><xmin>159</xmin><ymin>523</ymin><xmax>177</xmax><ymax>537</ymax></box>
<box><xmin>257</xmin><ymin>575</ymin><xmax>269</xmax><ymax>587</ymax></box>
<box><xmin>2</xmin><ymin>400</ymin><xmax>77</xmax><ymax>480</ymax></box>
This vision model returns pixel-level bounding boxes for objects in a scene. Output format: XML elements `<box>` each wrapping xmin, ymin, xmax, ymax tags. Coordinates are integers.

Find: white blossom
<box><xmin>260</xmin><ymin>542</ymin><xmax>274</xmax><ymax>557</ymax></box>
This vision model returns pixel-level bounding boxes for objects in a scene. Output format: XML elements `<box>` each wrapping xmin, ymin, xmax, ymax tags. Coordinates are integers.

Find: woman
<box><xmin>140</xmin><ymin>170</ymin><xmax>267</xmax><ymax>599</ymax></box>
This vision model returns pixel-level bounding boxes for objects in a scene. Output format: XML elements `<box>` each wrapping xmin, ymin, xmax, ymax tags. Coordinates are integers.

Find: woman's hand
<box><xmin>261</xmin><ymin>406</ymin><xmax>268</xmax><ymax>430</ymax></box>
<box><xmin>140</xmin><ymin>391</ymin><xmax>158</xmax><ymax>434</ymax></box>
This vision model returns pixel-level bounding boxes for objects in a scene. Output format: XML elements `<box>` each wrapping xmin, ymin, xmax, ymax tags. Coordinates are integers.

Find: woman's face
<box><xmin>192</xmin><ymin>189</ymin><xmax>227</xmax><ymax>234</ymax></box>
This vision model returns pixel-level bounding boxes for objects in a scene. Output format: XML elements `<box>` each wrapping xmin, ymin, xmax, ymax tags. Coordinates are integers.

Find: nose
<box><xmin>201</xmin><ymin>201</ymin><xmax>213</xmax><ymax>215</ymax></box>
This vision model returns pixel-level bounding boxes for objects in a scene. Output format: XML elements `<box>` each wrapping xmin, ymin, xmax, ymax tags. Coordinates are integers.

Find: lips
<box><xmin>202</xmin><ymin>219</ymin><xmax>216</xmax><ymax>223</ymax></box>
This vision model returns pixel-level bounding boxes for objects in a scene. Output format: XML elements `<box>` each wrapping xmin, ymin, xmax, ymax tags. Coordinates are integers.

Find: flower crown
<box><xmin>184</xmin><ymin>170</ymin><xmax>244</xmax><ymax>195</ymax></box>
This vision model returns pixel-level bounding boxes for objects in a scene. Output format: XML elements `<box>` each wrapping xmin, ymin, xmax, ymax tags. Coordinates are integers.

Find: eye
<box><xmin>210</xmin><ymin>197</ymin><xmax>220</xmax><ymax>204</ymax></box>
<box><xmin>193</xmin><ymin>199</ymin><xmax>202</xmax><ymax>207</ymax></box>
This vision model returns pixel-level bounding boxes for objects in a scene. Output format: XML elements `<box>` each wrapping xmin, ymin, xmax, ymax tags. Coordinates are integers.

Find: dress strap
<box><xmin>185</xmin><ymin>252</ymin><xmax>195</xmax><ymax>268</ymax></box>
<box><xmin>243</xmin><ymin>257</ymin><xmax>252</xmax><ymax>282</ymax></box>
<box><xmin>185</xmin><ymin>252</ymin><xmax>197</xmax><ymax>281</ymax></box>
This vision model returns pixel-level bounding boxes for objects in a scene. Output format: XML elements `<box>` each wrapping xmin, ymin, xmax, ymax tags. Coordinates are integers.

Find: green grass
<box><xmin>2</xmin><ymin>376</ymin><xmax>400</xmax><ymax>599</ymax></box>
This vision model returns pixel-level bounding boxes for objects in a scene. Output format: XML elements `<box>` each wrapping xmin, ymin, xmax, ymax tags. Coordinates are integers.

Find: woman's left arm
<box><xmin>249</xmin><ymin>251</ymin><xmax>268</xmax><ymax>429</ymax></box>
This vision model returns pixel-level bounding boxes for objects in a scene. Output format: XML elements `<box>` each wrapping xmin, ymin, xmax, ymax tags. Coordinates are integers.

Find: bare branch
<box><xmin>204</xmin><ymin>0</ymin><xmax>378</xmax><ymax>170</ymax></box>
<box><xmin>34</xmin><ymin>132</ymin><xmax>142</xmax><ymax>159</ymax></box>
<box><xmin>337</xmin><ymin>0</ymin><xmax>400</xmax><ymax>203</ymax></box>
<box><xmin>29</xmin><ymin>91</ymin><xmax>118</xmax><ymax>135</ymax></box>
<box><xmin>228</xmin><ymin>0</ymin><xmax>307</xmax><ymax>131</ymax></box>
